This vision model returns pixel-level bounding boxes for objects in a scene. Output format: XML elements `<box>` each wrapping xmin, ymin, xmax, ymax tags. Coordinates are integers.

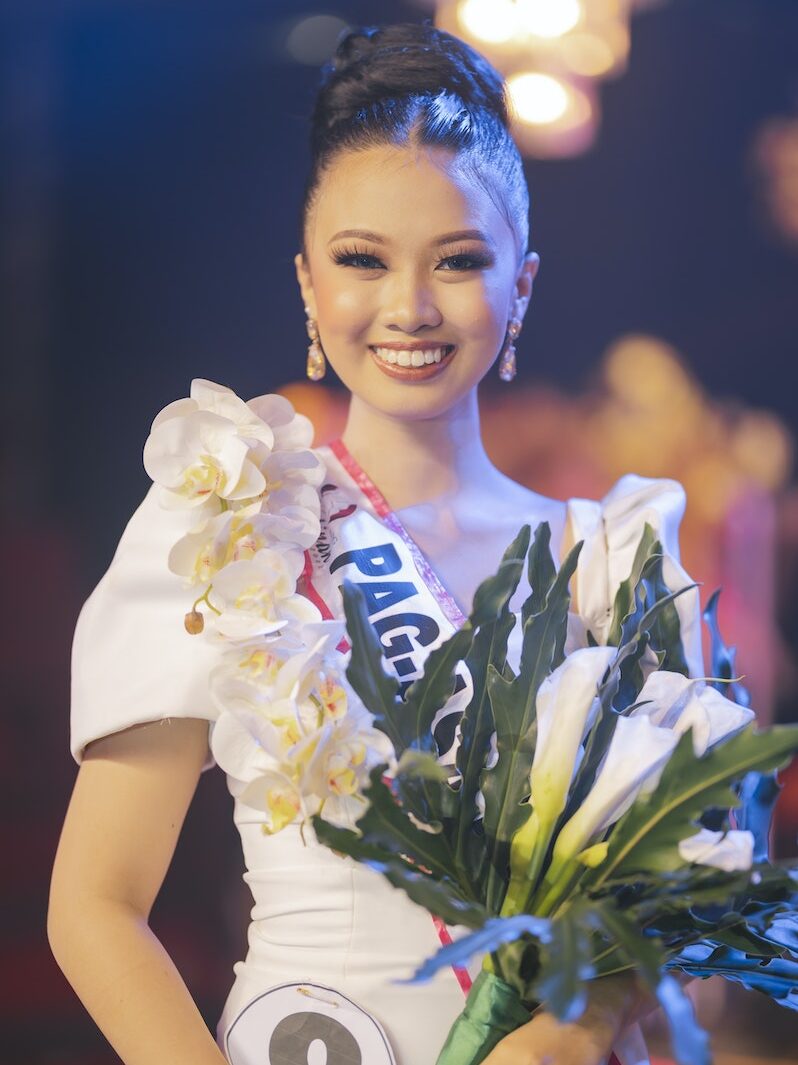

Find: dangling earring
<box><xmin>304</xmin><ymin>306</ymin><xmax>326</xmax><ymax>381</ymax></box>
<box><xmin>498</xmin><ymin>317</ymin><xmax>522</xmax><ymax>382</ymax></box>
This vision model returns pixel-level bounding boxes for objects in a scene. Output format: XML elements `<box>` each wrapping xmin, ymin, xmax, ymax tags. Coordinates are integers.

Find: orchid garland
<box><xmin>142</xmin><ymin>378</ymin><xmax>392</xmax><ymax>834</ymax></box>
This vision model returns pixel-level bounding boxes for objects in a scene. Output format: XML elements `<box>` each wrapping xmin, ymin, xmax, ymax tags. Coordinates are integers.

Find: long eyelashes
<box><xmin>331</xmin><ymin>244</ymin><xmax>494</xmax><ymax>271</ymax></box>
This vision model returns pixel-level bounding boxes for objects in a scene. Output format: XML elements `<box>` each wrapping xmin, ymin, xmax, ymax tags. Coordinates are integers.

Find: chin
<box><xmin>358</xmin><ymin>375</ymin><xmax>479</xmax><ymax>421</ymax></box>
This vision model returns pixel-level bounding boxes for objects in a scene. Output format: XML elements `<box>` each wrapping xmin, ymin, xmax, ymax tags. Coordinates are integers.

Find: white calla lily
<box><xmin>552</xmin><ymin>714</ymin><xmax>680</xmax><ymax>864</ymax></box>
<box><xmin>678</xmin><ymin>827</ymin><xmax>754</xmax><ymax>872</ymax></box>
<box><xmin>631</xmin><ymin>671</ymin><xmax>755</xmax><ymax>757</ymax></box>
<box><xmin>503</xmin><ymin>647</ymin><xmax>617</xmax><ymax>914</ymax></box>
<box><xmin>530</xmin><ymin>646</ymin><xmax>617</xmax><ymax>824</ymax></box>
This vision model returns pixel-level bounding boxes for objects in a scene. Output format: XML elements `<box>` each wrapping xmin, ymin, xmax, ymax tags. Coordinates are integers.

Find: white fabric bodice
<box><xmin>70</xmin><ymin>440</ymin><xmax>703</xmax><ymax>1064</ymax></box>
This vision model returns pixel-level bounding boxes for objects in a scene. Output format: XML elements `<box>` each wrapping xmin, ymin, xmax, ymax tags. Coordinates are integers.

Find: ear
<box><xmin>512</xmin><ymin>251</ymin><xmax>540</xmax><ymax>322</ymax></box>
<box><xmin>294</xmin><ymin>251</ymin><xmax>316</xmax><ymax>318</ymax></box>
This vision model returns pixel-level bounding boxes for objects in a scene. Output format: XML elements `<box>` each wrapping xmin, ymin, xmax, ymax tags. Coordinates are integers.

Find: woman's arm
<box><xmin>47</xmin><ymin>716</ymin><xmax>228</xmax><ymax>1065</ymax></box>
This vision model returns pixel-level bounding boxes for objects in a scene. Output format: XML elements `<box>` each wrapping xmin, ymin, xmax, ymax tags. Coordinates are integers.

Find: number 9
<box><xmin>223</xmin><ymin>982</ymin><xmax>396</xmax><ymax>1065</ymax></box>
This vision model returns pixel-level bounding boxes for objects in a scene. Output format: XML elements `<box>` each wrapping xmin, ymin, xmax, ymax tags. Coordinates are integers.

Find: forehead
<box><xmin>308</xmin><ymin>143</ymin><xmax>514</xmax><ymax>249</ymax></box>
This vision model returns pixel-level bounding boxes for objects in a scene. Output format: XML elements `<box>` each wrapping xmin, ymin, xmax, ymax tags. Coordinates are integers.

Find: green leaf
<box><xmin>403</xmin><ymin>528</ymin><xmax>531</xmax><ymax>755</ymax></box>
<box><xmin>594</xmin><ymin>902</ymin><xmax>711</xmax><ymax>1065</ymax></box>
<box><xmin>455</xmin><ymin>525</ymin><xmax>530</xmax><ymax>878</ymax></box>
<box><xmin>402</xmin><ymin>914</ymin><xmax>552</xmax><ymax>985</ymax></box>
<box><xmin>337</xmin><ymin>766</ymin><xmax>460</xmax><ymax>881</ymax></box>
<box><xmin>312</xmin><ymin>813</ymin><xmax>487</xmax><ymax>927</ymax></box>
<box><xmin>734</xmin><ymin>770</ymin><xmax>781</xmax><ymax>864</ymax></box>
<box><xmin>480</xmin><ymin>538</ymin><xmax>583</xmax><ymax>913</ymax></box>
<box><xmin>529</xmin><ymin>901</ymin><xmax>596</xmax><ymax>1022</ymax></box>
<box><xmin>672</xmin><ymin>945</ymin><xmax>798</xmax><ymax>1009</ymax></box>
<box><xmin>692</xmin><ymin>913</ymin><xmax>788</xmax><ymax>958</ymax></box>
<box><xmin>586</xmin><ymin>725</ymin><xmax>798</xmax><ymax>888</ymax></box>
<box><xmin>522</xmin><ymin>521</ymin><xmax>557</xmax><ymax>628</ymax></box>
<box><xmin>703</xmin><ymin>588</ymin><xmax>751</xmax><ymax>707</ymax></box>
<box><xmin>341</xmin><ymin>581</ymin><xmax>408</xmax><ymax>753</ymax></box>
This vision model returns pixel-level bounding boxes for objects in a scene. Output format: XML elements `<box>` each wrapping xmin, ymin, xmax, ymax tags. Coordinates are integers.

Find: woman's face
<box><xmin>295</xmin><ymin>143</ymin><xmax>539</xmax><ymax>421</ymax></box>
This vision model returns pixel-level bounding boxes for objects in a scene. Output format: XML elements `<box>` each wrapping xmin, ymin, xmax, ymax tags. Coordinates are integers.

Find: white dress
<box><xmin>70</xmin><ymin>436</ymin><xmax>704</xmax><ymax>1065</ymax></box>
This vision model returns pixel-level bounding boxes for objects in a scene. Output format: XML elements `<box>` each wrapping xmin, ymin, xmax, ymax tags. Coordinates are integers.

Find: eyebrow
<box><xmin>327</xmin><ymin>228</ymin><xmax>494</xmax><ymax>247</ymax></box>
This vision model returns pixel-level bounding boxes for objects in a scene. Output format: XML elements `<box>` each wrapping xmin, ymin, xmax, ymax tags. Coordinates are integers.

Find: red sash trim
<box><xmin>327</xmin><ymin>438</ymin><xmax>466</xmax><ymax>630</ymax></box>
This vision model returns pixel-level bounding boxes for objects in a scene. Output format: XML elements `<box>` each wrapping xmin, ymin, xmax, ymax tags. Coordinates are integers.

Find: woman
<box><xmin>48</xmin><ymin>22</ymin><xmax>704</xmax><ymax>1065</ymax></box>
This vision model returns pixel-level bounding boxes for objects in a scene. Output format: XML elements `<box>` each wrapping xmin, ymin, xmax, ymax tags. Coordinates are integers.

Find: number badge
<box><xmin>224</xmin><ymin>982</ymin><xmax>397</xmax><ymax>1065</ymax></box>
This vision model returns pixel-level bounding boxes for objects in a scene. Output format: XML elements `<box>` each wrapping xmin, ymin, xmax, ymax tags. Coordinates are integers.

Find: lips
<box><xmin>368</xmin><ymin>344</ymin><xmax>456</xmax><ymax>381</ymax></box>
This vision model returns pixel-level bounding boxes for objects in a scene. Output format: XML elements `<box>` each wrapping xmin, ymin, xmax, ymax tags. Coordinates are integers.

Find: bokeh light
<box><xmin>515</xmin><ymin>0</ymin><xmax>583</xmax><ymax>39</ymax></box>
<box><xmin>458</xmin><ymin>0</ymin><xmax>518</xmax><ymax>44</ymax></box>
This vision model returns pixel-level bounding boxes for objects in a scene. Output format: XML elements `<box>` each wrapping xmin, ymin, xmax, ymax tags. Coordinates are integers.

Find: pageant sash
<box><xmin>300</xmin><ymin>442</ymin><xmax>640</xmax><ymax>1065</ymax></box>
<box><xmin>306</xmin><ymin>484</ymin><xmax>472</xmax><ymax>767</ymax></box>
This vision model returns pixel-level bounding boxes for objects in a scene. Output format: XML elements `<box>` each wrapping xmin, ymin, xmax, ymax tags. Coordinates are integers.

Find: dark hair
<box><xmin>300</xmin><ymin>21</ymin><xmax>529</xmax><ymax>262</ymax></box>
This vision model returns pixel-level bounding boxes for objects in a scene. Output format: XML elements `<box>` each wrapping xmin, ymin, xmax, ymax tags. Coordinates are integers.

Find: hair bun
<box><xmin>312</xmin><ymin>22</ymin><xmax>509</xmax><ymax>147</ymax></box>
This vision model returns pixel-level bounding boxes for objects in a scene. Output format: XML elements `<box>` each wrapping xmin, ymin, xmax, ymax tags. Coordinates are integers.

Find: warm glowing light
<box><xmin>515</xmin><ymin>0</ymin><xmax>583</xmax><ymax>39</ymax></box>
<box><xmin>458</xmin><ymin>0</ymin><xmax>518</xmax><ymax>44</ymax></box>
<box><xmin>559</xmin><ymin>32</ymin><xmax>617</xmax><ymax>76</ymax></box>
<box><xmin>508</xmin><ymin>72</ymin><xmax>570</xmax><ymax>124</ymax></box>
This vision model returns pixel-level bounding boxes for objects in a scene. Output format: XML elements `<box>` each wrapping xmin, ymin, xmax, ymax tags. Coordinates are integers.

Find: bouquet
<box><xmin>144</xmin><ymin>380</ymin><xmax>798</xmax><ymax>1065</ymax></box>
<box><xmin>311</xmin><ymin>522</ymin><xmax>798</xmax><ymax>1065</ymax></box>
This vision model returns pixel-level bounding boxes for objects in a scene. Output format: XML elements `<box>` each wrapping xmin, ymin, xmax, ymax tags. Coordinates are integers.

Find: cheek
<box><xmin>445</xmin><ymin>274</ymin><xmax>511</xmax><ymax>345</ymax></box>
<box><xmin>314</xmin><ymin>268</ymin><xmax>375</xmax><ymax>340</ymax></box>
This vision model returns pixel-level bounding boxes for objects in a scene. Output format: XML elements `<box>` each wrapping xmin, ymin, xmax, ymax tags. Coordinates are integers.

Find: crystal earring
<box><xmin>304</xmin><ymin>306</ymin><xmax>326</xmax><ymax>381</ymax></box>
<box><xmin>498</xmin><ymin>317</ymin><xmax>522</xmax><ymax>382</ymax></box>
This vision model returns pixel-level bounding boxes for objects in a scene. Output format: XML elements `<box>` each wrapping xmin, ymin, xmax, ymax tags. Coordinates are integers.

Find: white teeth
<box><xmin>371</xmin><ymin>345</ymin><xmax>451</xmax><ymax>367</ymax></box>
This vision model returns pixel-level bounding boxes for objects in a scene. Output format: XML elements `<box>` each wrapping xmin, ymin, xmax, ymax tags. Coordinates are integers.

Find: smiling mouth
<box><xmin>368</xmin><ymin>344</ymin><xmax>456</xmax><ymax>380</ymax></box>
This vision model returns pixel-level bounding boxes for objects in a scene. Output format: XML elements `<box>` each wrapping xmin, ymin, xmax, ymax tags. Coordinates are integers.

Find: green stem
<box><xmin>192</xmin><ymin>584</ymin><xmax>222</xmax><ymax>615</ymax></box>
<box><xmin>502</xmin><ymin>810</ymin><xmax>550</xmax><ymax>916</ymax></box>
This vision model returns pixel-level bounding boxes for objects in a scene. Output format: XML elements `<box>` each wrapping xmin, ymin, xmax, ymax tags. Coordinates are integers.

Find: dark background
<box><xmin>2</xmin><ymin>0</ymin><xmax>797</xmax><ymax>1060</ymax></box>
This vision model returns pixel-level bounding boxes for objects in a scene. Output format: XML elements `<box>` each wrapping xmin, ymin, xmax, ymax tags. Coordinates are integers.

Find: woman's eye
<box><xmin>333</xmin><ymin>251</ymin><xmax>384</xmax><ymax>269</ymax></box>
<box><xmin>331</xmin><ymin>249</ymin><xmax>492</xmax><ymax>271</ymax></box>
<box><xmin>437</xmin><ymin>254</ymin><xmax>492</xmax><ymax>271</ymax></box>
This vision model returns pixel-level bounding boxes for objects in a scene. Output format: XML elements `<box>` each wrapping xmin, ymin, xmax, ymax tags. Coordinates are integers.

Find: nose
<box><xmin>381</xmin><ymin>267</ymin><xmax>443</xmax><ymax>334</ymax></box>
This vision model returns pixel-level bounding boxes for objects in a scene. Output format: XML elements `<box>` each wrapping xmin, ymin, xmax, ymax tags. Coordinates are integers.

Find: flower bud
<box><xmin>184</xmin><ymin>609</ymin><xmax>204</xmax><ymax>634</ymax></box>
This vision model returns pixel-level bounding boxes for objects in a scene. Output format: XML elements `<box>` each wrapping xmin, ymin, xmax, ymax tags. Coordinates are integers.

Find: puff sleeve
<box><xmin>566</xmin><ymin>474</ymin><xmax>705</xmax><ymax>678</ymax></box>
<box><xmin>70</xmin><ymin>483</ymin><xmax>221</xmax><ymax>772</ymax></box>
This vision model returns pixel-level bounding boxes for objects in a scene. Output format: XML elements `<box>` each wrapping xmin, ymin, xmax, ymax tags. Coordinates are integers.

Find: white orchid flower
<box><xmin>144</xmin><ymin>409</ymin><xmax>265</xmax><ymax>509</ymax></box>
<box><xmin>245</xmin><ymin>442</ymin><xmax>324</xmax><ymax>519</ymax></box>
<box><xmin>678</xmin><ymin>827</ymin><xmax>755</xmax><ymax>872</ymax></box>
<box><xmin>302</xmin><ymin>715</ymin><xmax>396</xmax><ymax>829</ymax></box>
<box><xmin>186</xmin><ymin>378</ymin><xmax>276</xmax><ymax>448</ymax></box>
<box><xmin>167</xmin><ymin>506</ymin><xmax>321</xmax><ymax>586</ymax></box>
<box><xmin>246</xmin><ymin>392</ymin><xmax>315</xmax><ymax>451</ymax></box>
<box><xmin>210</xmin><ymin>707</ymin><xmax>288</xmax><ymax>783</ymax></box>
<box><xmin>631</xmin><ymin>671</ymin><xmax>755</xmax><ymax>758</ymax></box>
<box><xmin>212</xmin><ymin>547</ymin><xmax>321</xmax><ymax>639</ymax></box>
<box><xmin>552</xmin><ymin>715</ymin><xmax>680</xmax><ymax>865</ymax></box>
<box><xmin>210</xmin><ymin>710</ymin><xmax>306</xmax><ymax>833</ymax></box>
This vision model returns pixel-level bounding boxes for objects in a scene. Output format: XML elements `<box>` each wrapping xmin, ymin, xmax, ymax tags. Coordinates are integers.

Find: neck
<box><xmin>338</xmin><ymin>390</ymin><xmax>499</xmax><ymax>512</ymax></box>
